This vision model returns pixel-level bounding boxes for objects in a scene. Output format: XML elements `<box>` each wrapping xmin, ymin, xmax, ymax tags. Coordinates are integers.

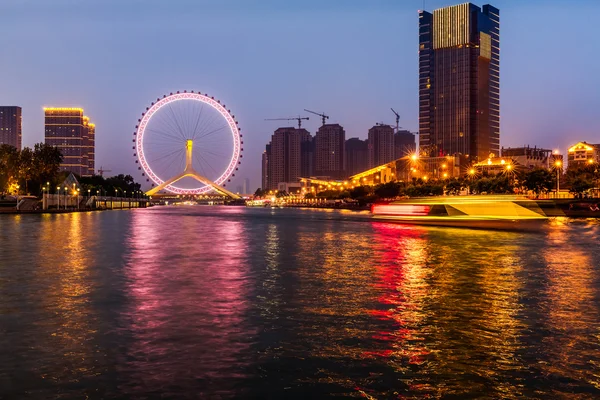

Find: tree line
<box><xmin>0</xmin><ymin>143</ymin><xmax>142</xmax><ymax>197</ymax></box>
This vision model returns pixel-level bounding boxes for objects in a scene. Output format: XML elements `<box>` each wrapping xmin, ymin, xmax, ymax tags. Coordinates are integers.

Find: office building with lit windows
<box><xmin>419</xmin><ymin>3</ymin><xmax>500</xmax><ymax>162</ymax></box>
<box><xmin>0</xmin><ymin>106</ymin><xmax>22</xmax><ymax>149</ymax></box>
<box><xmin>44</xmin><ymin>108</ymin><xmax>95</xmax><ymax>177</ymax></box>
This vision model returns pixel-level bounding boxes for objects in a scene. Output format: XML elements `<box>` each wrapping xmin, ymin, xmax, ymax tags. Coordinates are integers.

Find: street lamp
<box><xmin>555</xmin><ymin>160</ymin><xmax>562</xmax><ymax>196</ymax></box>
<box><xmin>64</xmin><ymin>187</ymin><xmax>68</xmax><ymax>210</ymax></box>
<box><xmin>57</xmin><ymin>186</ymin><xmax>61</xmax><ymax>209</ymax></box>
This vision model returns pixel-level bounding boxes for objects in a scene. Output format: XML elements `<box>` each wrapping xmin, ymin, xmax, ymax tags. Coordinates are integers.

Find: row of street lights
<box><xmin>40</xmin><ymin>183</ymin><xmax>146</xmax><ymax>210</ymax></box>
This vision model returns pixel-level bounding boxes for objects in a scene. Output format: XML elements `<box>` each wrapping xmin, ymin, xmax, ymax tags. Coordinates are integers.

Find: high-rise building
<box><xmin>44</xmin><ymin>107</ymin><xmax>95</xmax><ymax>177</ymax></box>
<box><xmin>394</xmin><ymin>130</ymin><xmax>416</xmax><ymax>159</ymax></box>
<box><xmin>261</xmin><ymin>146</ymin><xmax>270</xmax><ymax>190</ymax></box>
<box><xmin>368</xmin><ymin>124</ymin><xmax>395</xmax><ymax>168</ymax></box>
<box><xmin>0</xmin><ymin>106</ymin><xmax>22</xmax><ymax>150</ymax></box>
<box><xmin>243</xmin><ymin>177</ymin><xmax>250</xmax><ymax>194</ymax></box>
<box><xmin>419</xmin><ymin>3</ymin><xmax>500</xmax><ymax>161</ymax></box>
<box><xmin>265</xmin><ymin>127</ymin><xmax>312</xmax><ymax>190</ymax></box>
<box><xmin>345</xmin><ymin>138</ymin><xmax>368</xmax><ymax>177</ymax></box>
<box><xmin>314</xmin><ymin>124</ymin><xmax>345</xmax><ymax>179</ymax></box>
<box><xmin>86</xmin><ymin>120</ymin><xmax>95</xmax><ymax>176</ymax></box>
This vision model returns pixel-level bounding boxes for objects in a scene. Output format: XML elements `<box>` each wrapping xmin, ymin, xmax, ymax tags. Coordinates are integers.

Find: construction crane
<box><xmin>304</xmin><ymin>109</ymin><xmax>329</xmax><ymax>125</ymax></box>
<box><xmin>265</xmin><ymin>116</ymin><xmax>309</xmax><ymax>129</ymax></box>
<box><xmin>97</xmin><ymin>166</ymin><xmax>112</xmax><ymax>177</ymax></box>
<box><xmin>390</xmin><ymin>108</ymin><xmax>401</xmax><ymax>131</ymax></box>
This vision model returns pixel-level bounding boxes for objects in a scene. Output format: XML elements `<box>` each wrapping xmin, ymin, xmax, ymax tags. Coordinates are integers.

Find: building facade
<box><xmin>0</xmin><ymin>106</ymin><xmax>22</xmax><ymax>150</ymax></box>
<box><xmin>86</xmin><ymin>118</ymin><xmax>95</xmax><ymax>176</ymax></box>
<box><xmin>345</xmin><ymin>138</ymin><xmax>369</xmax><ymax>177</ymax></box>
<box><xmin>368</xmin><ymin>124</ymin><xmax>395</xmax><ymax>169</ymax></box>
<box><xmin>568</xmin><ymin>142</ymin><xmax>600</xmax><ymax>168</ymax></box>
<box><xmin>44</xmin><ymin>108</ymin><xmax>95</xmax><ymax>177</ymax></box>
<box><xmin>501</xmin><ymin>146</ymin><xmax>552</xmax><ymax>170</ymax></box>
<box><xmin>394</xmin><ymin>130</ymin><xmax>416</xmax><ymax>159</ymax></box>
<box><xmin>261</xmin><ymin>146</ymin><xmax>270</xmax><ymax>190</ymax></box>
<box><xmin>419</xmin><ymin>3</ymin><xmax>500</xmax><ymax>161</ymax></box>
<box><xmin>264</xmin><ymin>127</ymin><xmax>312</xmax><ymax>190</ymax></box>
<box><xmin>314</xmin><ymin>123</ymin><xmax>345</xmax><ymax>179</ymax></box>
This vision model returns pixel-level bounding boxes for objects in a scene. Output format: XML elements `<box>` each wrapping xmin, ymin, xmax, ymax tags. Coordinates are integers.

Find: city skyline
<box><xmin>2</xmin><ymin>0</ymin><xmax>599</xmax><ymax>190</ymax></box>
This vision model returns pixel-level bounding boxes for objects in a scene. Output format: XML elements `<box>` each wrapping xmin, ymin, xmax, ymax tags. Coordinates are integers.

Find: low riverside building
<box><xmin>501</xmin><ymin>146</ymin><xmax>552</xmax><ymax>170</ymax></box>
<box><xmin>568</xmin><ymin>141</ymin><xmax>600</xmax><ymax>168</ymax></box>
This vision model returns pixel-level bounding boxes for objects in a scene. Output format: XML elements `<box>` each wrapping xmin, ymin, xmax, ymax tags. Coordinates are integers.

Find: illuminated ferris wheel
<box><xmin>133</xmin><ymin>91</ymin><xmax>243</xmax><ymax>197</ymax></box>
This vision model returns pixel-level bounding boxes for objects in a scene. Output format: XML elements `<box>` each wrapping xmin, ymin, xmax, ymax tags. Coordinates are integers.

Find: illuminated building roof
<box><xmin>568</xmin><ymin>142</ymin><xmax>596</xmax><ymax>152</ymax></box>
<box><xmin>43</xmin><ymin>107</ymin><xmax>84</xmax><ymax>112</ymax></box>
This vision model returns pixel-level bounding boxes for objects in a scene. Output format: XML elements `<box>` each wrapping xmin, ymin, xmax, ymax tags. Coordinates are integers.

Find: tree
<box><xmin>374</xmin><ymin>182</ymin><xmax>401</xmax><ymax>199</ymax></box>
<box><xmin>569</xmin><ymin>177</ymin><xmax>594</xmax><ymax>195</ymax></box>
<box><xmin>0</xmin><ymin>144</ymin><xmax>19</xmax><ymax>193</ymax></box>
<box><xmin>32</xmin><ymin>143</ymin><xmax>62</xmax><ymax>191</ymax></box>
<box><xmin>18</xmin><ymin>147</ymin><xmax>35</xmax><ymax>193</ymax></box>
<box><xmin>445</xmin><ymin>179</ymin><xmax>463</xmax><ymax>195</ymax></box>
<box><xmin>350</xmin><ymin>185</ymin><xmax>372</xmax><ymax>199</ymax></box>
<box><xmin>566</xmin><ymin>164</ymin><xmax>599</xmax><ymax>195</ymax></box>
<box><xmin>523</xmin><ymin>168</ymin><xmax>555</xmax><ymax>195</ymax></box>
<box><xmin>254</xmin><ymin>188</ymin><xmax>265</xmax><ymax>197</ymax></box>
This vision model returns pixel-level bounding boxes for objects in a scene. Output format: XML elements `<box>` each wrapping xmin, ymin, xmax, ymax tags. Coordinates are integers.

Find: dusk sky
<box><xmin>2</xmin><ymin>0</ymin><xmax>599</xmax><ymax>190</ymax></box>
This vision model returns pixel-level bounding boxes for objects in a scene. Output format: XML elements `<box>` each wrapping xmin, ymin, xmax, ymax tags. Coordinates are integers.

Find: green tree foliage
<box><xmin>569</xmin><ymin>177</ymin><xmax>594</xmax><ymax>195</ymax></box>
<box><xmin>445</xmin><ymin>179</ymin><xmax>464</xmax><ymax>195</ymax></box>
<box><xmin>566</xmin><ymin>164</ymin><xmax>599</xmax><ymax>195</ymax></box>
<box><xmin>403</xmin><ymin>184</ymin><xmax>443</xmax><ymax>197</ymax></box>
<box><xmin>469</xmin><ymin>176</ymin><xmax>514</xmax><ymax>194</ymax></box>
<box><xmin>254</xmin><ymin>188</ymin><xmax>265</xmax><ymax>197</ymax></box>
<box><xmin>33</xmin><ymin>143</ymin><xmax>63</xmax><ymax>186</ymax></box>
<box><xmin>79</xmin><ymin>174</ymin><xmax>142</xmax><ymax>196</ymax></box>
<box><xmin>349</xmin><ymin>185</ymin><xmax>372</xmax><ymax>199</ymax></box>
<box><xmin>0</xmin><ymin>143</ymin><xmax>63</xmax><ymax>195</ymax></box>
<box><xmin>0</xmin><ymin>144</ymin><xmax>20</xmax><ymax>192</ymax></box>
<box><xmin>374</xmin><ymin>182</ymin><xmax>401</xmax><ymax>199</ymax></box>
<box><xmin>522</xmin><ymin>168</ymin><xmax>555</xmax><ymax>195</ymax></box>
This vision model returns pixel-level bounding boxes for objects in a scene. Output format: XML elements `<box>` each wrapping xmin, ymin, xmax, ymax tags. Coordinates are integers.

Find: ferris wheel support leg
<box><xmin>145</xmin><ymin>171</ymin><xmax>241</xmax><ymax>199</ymax></box>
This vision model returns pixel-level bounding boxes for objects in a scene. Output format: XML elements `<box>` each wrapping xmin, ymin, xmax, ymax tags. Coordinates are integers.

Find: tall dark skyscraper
<box><xmin>367</xmin><ymin>124</ymin><xmax>395</xmax><ymax>169</ymax></box>
<box><xmin>0</xmin><ymin>106</ymin><xmax>22</xmax><ymax>150</ymax></box>
<box><xmin>419</xmin><ymin>3</ymin><xmax>499</xmax><ymax>161</ymax></box>
<box><xmin>264</xmin><ymin>127</ymin><xmax>312</xmax><ymax>190</ymax></box>
<box><xmin>314</xmin><ymin>124</ymin><xmax>345</xmax><ymax>179</ymax></box>
<box><xmin>345</xmin><ymin>138</ymin><xmax>368</xmax><ymax>177</ymax></box>
<box><xmin>394</xmin><ymin>130</ymin><xmax>416</xmax><ymax>159</ymax></box>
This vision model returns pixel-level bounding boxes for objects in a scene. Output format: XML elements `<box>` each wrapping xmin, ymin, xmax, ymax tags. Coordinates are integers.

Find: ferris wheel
<box><xmin>134</xmin><ymin>91</ymin><xmax>243</xmax><ymax>197</ymax></box>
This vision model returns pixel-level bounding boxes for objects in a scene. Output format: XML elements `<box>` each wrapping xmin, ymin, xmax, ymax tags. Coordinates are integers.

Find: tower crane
<box><xmin>97</xmin><ymin>166</ymin><xmax>112</xmax><ymax>177</ymax></box>
<box><xmin>390</xmin><ymin>108</ymin><xmax>401</xmax><ymax>131</ymax></box>
<box><xmin>304</xmin><ymin>109</ymin><xmax>329</xmax><ymax>125</ymax></box>
<box><xmin>265</xmin><ymin>116</ymin><xmax>309</xmax><ymax>129</ymax></box>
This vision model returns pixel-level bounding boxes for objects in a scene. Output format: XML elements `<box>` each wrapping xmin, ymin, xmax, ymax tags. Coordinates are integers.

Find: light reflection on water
<box><xmin>0</xmin><ymin>207</ymin><xmax>599</xmax><ymax>398</ymax></box>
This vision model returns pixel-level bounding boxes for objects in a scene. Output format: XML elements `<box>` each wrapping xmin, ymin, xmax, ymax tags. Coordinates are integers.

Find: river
<box><xmin>1</xmin><ymin>206</ymin><xmax>599</xmax><ymax>398</ymax></box>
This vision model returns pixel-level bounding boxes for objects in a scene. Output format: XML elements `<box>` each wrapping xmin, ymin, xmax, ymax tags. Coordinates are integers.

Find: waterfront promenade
<box><xmin>0</xmin><ymin>194</ymin><xmax>148</xmax><ymax>214</ymax></box>
<box><xmin>1</xmin><ymin>206</ymin><xmax>599</xmax><ymax>398</ymax></box>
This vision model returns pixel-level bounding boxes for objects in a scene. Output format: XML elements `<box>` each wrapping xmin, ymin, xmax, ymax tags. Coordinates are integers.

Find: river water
<box><xmin>0</xmin><ymin>207</ymin><xmax>599</xmax><ymax>399</ymax></box>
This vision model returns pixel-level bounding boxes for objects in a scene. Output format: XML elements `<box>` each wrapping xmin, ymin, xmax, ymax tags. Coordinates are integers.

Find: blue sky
<box><xmin>1</xmin><ymin>0</ymin><xmax>599</xmax><ymax>190</ymax></box>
